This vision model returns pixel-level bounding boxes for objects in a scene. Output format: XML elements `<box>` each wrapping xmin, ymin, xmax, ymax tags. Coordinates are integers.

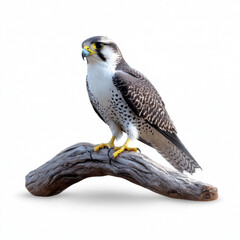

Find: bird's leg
<box><xmin>113</xmin><ymin>138</ymin><xmax>138</xmax><ymax>158</ymax></box>
<box><xmin>94</xmin><ymin>136</ymin><xmax>116</xmax><ymax>152</ymax></box>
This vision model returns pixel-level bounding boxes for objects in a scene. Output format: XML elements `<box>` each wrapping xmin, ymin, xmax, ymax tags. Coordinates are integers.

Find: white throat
<box><xmin>86</xmin><ymin>52</ymin><xmax>119</xmax><ymax>107</ymax></box>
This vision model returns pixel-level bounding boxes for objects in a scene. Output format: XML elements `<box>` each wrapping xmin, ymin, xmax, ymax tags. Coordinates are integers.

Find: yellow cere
<box><xmin>84</xmin><ymin>45</ymin><xmax>96</xmax><ymax>55</ymax></box>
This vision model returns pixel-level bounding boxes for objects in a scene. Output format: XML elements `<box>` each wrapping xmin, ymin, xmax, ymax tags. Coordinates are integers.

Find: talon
<box><xmin>94</xmin><ymin>136</ymin><xmax>116</xmax><ymax>152</ymax></box>
<box><xmin>94</xmin><ymin>143</ymin><xmax>106</xmax><ymax>152</ymax></box>
<box><xmin>112</xmin><ymin>138</ymin><xmax>138</xmax><ymax>158</ymax></box>
<box><xmin>89</xmin><ymin>149</ymin><xmax>94</xmax><ymax>160</ymax></box>
<box><xmin>137</xmin><ymin>148</ymin><xmax>141</xmax><ymax>153</ymax></box>
<box><xmin>107</xmin><ymin>147</ymin><xmax>114</xmax><ymax>165</ymax></box>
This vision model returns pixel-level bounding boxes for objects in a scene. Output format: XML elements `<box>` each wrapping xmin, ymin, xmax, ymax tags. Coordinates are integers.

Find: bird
<box><xmin>82</xmin><ymin>36</ymin><xmax>201</xmax><ymax>174</ymax></box>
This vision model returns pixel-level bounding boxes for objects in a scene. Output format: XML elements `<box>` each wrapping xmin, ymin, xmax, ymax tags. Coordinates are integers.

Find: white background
<box><xmin>1</xmin><ymin>0</ymin><xmax>240</xmax><ymax>239</ymax></box>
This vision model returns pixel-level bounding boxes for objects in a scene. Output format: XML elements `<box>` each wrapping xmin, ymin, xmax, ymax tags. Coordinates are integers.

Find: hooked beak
<box><xmin>82</xmin><ymin>49</ymin><xmax>90</xmax><ymax>60</ymax></box>
<box><xmin>82</xmin><ymin>45</ymin><xmax>96</xmax><ymax>60</ymax></box>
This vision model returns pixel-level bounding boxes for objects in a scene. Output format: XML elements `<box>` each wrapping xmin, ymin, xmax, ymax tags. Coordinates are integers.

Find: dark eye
<box><xmin>93</xmin><ymin>42</ymin><xmax>104</xmax><ymax>50</ymax></box>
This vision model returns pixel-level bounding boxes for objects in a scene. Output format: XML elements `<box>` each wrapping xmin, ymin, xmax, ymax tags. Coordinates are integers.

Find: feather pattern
<box><xmin>82</xmin><ymin>36</ymin><xmax>201</xmax><ymax>174</ymax></box>
<box><xmin>113</xmin><ymin>66</ymin><xmax>201</xmax><ymax>173</ymax></box>
<box><xmin>113</xmin><ymin>66</ymin><xmax>176</xmax><ymax>134</ymax></box>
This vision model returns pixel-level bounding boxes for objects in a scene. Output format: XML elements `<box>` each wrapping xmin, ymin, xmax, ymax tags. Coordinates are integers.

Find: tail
<box><xmin>139</xmin><ymin>127</ymin><xmax>201</xmax><ymax>174</ymax></box>
<box><xmin>156</xmin><ymin>138</ymin><xmax>202</xmax><ymax>174</ymax></box>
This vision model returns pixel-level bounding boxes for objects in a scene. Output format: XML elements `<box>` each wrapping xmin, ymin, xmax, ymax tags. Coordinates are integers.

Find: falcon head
<box><xmin>82</xmin><ymin>36</ymin><xmax>125</xmax><ymax>66</ymax></box>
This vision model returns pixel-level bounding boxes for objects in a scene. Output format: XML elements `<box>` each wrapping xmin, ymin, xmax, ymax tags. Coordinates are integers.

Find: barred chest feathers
<box><xmin>86</xmin><ymin>62</ymin><xmax>139</xmax><ymax>141</ymax></box>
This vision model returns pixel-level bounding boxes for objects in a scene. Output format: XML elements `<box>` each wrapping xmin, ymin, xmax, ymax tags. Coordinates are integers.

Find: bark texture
<box><xmin>25</xmin><ymin>142</ymin><xmax>218</xmax><ymax>201</ymax></box>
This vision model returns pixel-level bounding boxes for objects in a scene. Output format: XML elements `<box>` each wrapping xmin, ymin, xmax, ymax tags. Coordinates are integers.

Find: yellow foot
<box><xmin>94</xmin><ymin>136</ymin><xmax>115</xmax><ymax>152</ymax></box>
<box><xmin>113</xmin><ymin>138</ymin><xmax>138</xmax><ymax>158</ymax></box>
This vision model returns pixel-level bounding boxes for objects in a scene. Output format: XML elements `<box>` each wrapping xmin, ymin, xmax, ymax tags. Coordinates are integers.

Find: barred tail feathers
<box><xmin>139</xmin><ymin>127</ymin><xmax>201</xmax><ymax>174</ymax></box>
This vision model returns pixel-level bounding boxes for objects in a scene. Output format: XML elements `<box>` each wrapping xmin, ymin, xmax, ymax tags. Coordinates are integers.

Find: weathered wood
<box><xmin>25</xmin><ymin>142</ymin><xmax>218</xmax><ymax>201</ymax></box>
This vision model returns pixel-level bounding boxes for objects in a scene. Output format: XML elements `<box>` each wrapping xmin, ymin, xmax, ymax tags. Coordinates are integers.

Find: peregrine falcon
<box><xmin>82</xmin><ymin>36</ymin><xmax>201</xmax><ymax>174</ymax></box>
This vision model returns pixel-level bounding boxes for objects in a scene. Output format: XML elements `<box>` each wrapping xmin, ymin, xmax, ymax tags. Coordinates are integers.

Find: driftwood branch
<box><xmin>25</xmin><ymin>142</ymin><xmax>218</xmax><ymax>201</ymax></box>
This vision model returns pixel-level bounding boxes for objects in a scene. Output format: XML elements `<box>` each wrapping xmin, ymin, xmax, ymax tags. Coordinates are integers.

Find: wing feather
<box><xmin>113</xmin><ymin>67</ymin><xmax>177</xmax><ymax>134</ymax></box>
<box><xmin>113</xmin><ymin>67</ymin><xmax>197</xmax><ymax>162</ymax></box>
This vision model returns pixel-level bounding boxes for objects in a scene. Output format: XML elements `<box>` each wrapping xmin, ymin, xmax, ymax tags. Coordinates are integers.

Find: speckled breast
<box><xmin>87</xmin><ymin>81</ymin><xmax>153</xmax><ymax>137</ymax></box>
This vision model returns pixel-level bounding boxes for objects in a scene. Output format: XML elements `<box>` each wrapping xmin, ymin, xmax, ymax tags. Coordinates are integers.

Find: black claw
<box><xmin>137</xmin><ymin>148</ymin><xmax>141</xmax><ymax>153</ymax></box>
<box><xmin>89</xmin><ymin>149</ymin><xmax>94</xmax><ymax>160</ymax></box>
<box><xmin>107</xmin><ymin>147</ymin><xmax>114</xmax><ymax>165</ymax></box>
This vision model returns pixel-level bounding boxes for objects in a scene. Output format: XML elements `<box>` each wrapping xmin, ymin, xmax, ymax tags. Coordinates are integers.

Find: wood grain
<box><xmin>25</xmin><ymin>142</ymin><xmax>218</xmax><ymax>201</ymax></box>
